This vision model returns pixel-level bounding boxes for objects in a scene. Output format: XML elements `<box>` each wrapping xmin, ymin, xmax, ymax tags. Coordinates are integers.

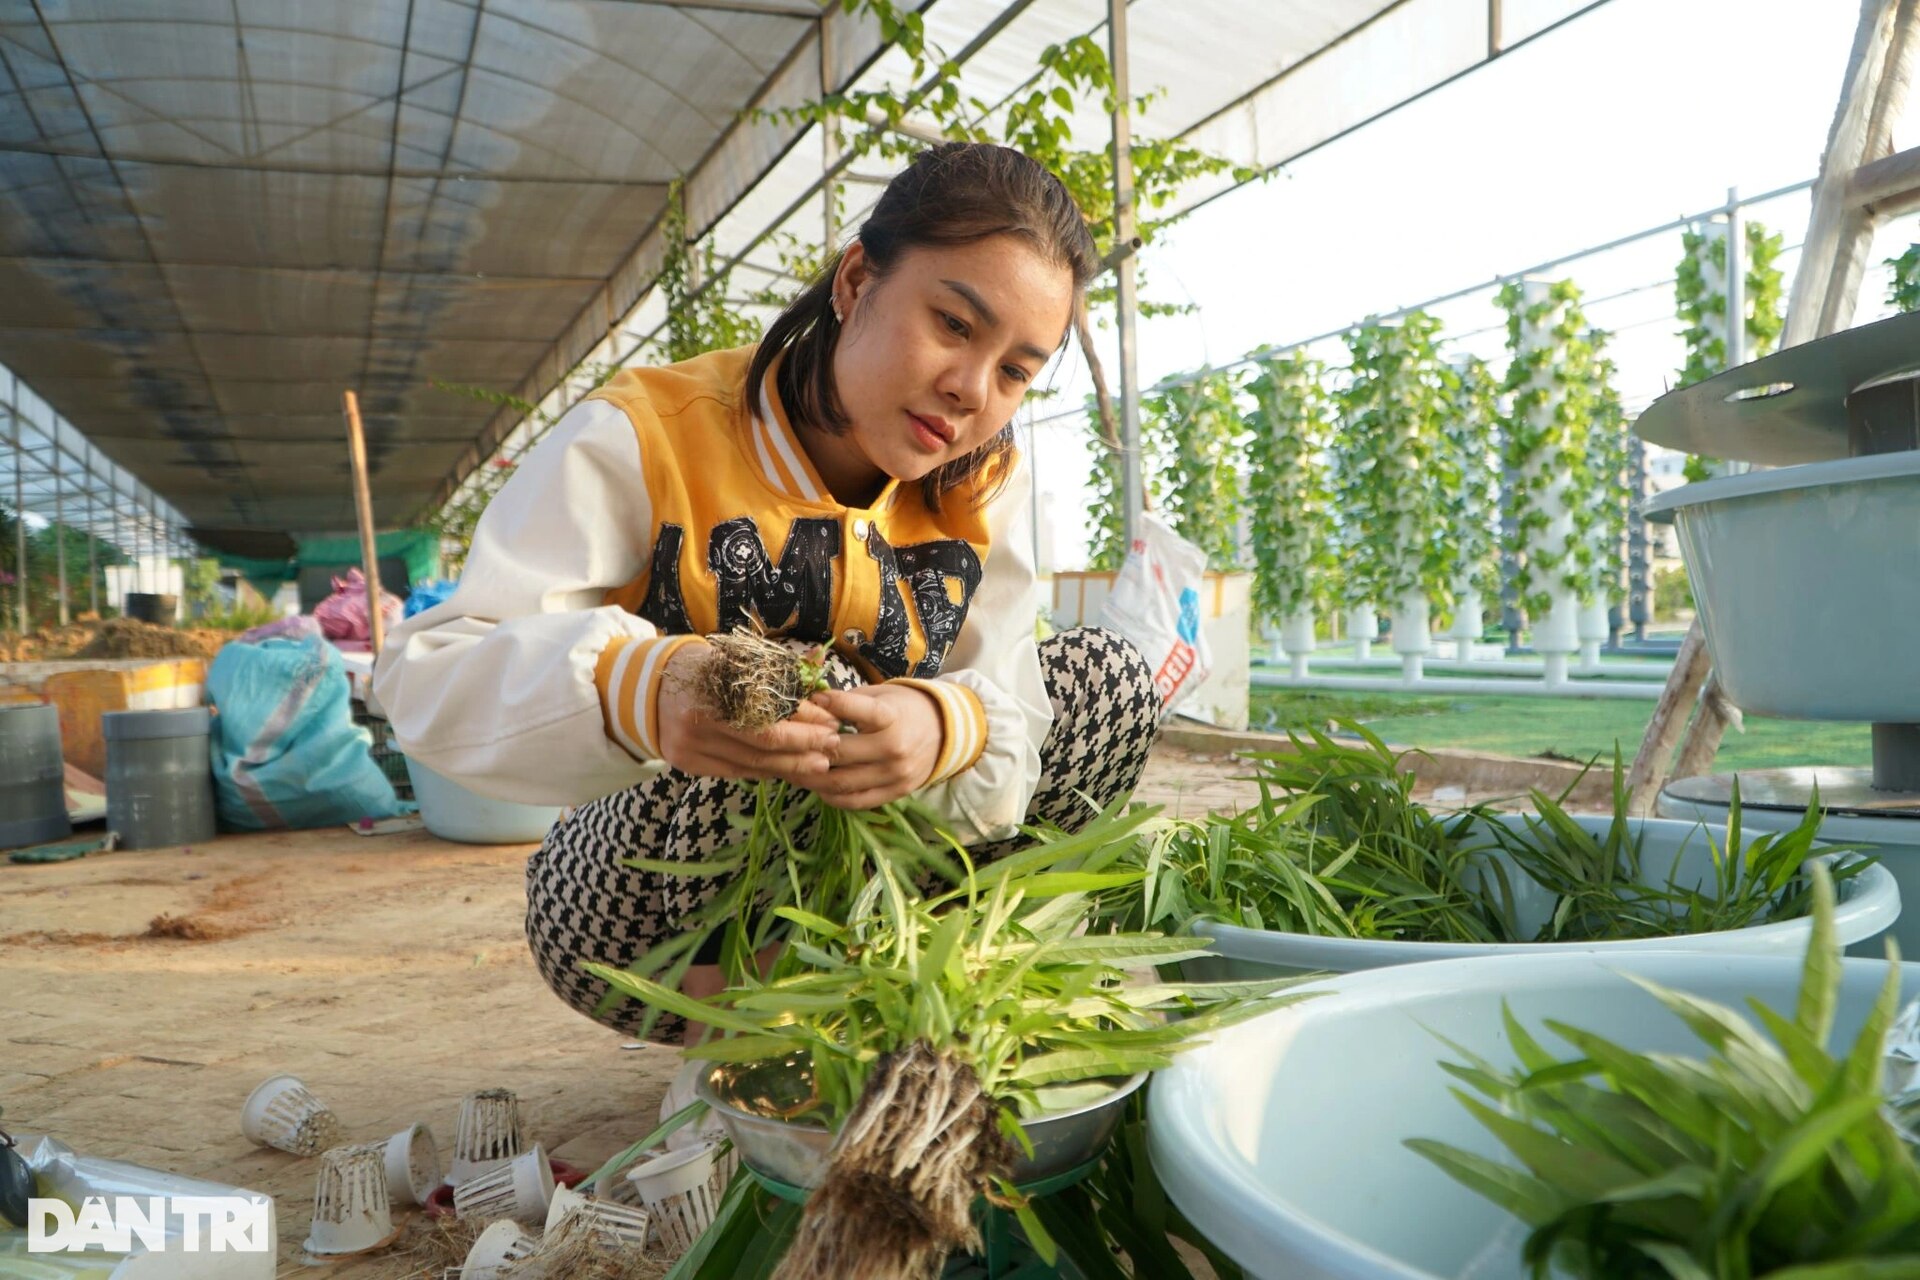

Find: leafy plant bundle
<box><xmin>590</xmin><ymin>834</ymin><xmax>1305</xmax><ymax>1280</ymax></box>
<box><xmin>1481</xmin><ymin>760</ymin><xmax>1866</xmax><ymax>944</ymax></box>
<box><xmin>1113</xmin><ymin>724</ymin><xmax>1862</xmax><ymax>948</ymax></box>
<box><xmin>597</xmin><ymin>630</ymin><xmax>974</xmax><ymax>1031</ymax></box>
<box><xmin>1410</xmin><ymin>869</ymin><xmax>1920</xmax><ymax>1278</ymax></box>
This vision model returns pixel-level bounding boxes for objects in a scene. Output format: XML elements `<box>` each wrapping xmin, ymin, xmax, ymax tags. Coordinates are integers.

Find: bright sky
<box><xmin>1026</xmin><ymin>0</ymin><xmax>1919</xmax><ymax>571</ymax></box>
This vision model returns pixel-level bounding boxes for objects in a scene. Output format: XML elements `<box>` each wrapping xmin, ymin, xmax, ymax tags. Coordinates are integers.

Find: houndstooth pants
<box><xmin>524</xmin><ymin>627</ymin><xmax>1158</xmax><ymax>1041</ymax></box>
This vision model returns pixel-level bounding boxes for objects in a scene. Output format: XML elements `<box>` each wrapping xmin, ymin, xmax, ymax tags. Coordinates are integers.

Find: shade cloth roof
<box><xmin>1</xmin><ymin>0</ymin><xmax>1604</xmax><ymax>537</ymax></box>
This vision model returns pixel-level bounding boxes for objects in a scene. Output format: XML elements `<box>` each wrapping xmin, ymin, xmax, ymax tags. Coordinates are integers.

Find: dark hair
<box><xmin>745</xmin><ymin>141</ymin><xmax>1099</xmax><ymax>510</ymax></box>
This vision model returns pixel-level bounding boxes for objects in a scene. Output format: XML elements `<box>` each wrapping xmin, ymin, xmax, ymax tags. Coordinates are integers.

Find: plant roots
<box><xmin>771</xmin><ymin>1042</ymin><xmax>1013</xmax><ymax>1280</ymax></box>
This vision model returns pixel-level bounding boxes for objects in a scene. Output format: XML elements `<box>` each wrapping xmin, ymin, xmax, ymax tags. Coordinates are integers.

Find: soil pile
<box><xmin>0</xmin><ymin>617</ymin><xmax>229</xmax><ymax>662</ymax></box>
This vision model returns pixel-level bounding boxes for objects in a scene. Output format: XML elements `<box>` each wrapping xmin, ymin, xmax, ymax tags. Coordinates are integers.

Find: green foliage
<box><xmin>180</xmin><ymin>557</ymin><xmax>220</xmax><ymax>614</ymax></box>
<box><xmin>1411</xmin><ymin>870</ymin><xmax>1920</xmax><ymax>1278</ymax></box>
<box><xmin>660</xmin><ymin>178</ymin><xmax>763</xmax><ymax>364</ymax></box>
<box><xmin>1674</xmin><ymin>220</ymin><xmax>1785</xmax><ymax>479</ymax></box>
<box><xmin>1244</xmin><ymin>352</ymin><xmax>1334</xmax><ymax>622</ymax></box>
<box><xmin>1331</xmin><ymin>311</ymin><xmax>1457</xmax><ymax>611</ymax></box>
<box><xmin>1653</xmin><ymin>562</ymin><xmax>1695</xmax><ymax>619</ymax></box>
<box><xmin>1082</xmin><ymin>391</ymin><xmax>1141</xmax><ymax>572</ymax></box>
<box><xmin>0</xmin><ymin>505</ymin><xmax>126</xmax><ymax>630</ymax></box>
<box><xmin>1144</xmin><ymin>369</ymin><xmax>1245</xmax><ymax>571</ymax></box>
<box><xmin>1498</xmin><ymin>280</ymin><xmax>1600</xmax><ymax>618</ymax></box>
<box><xmin>1436</xmin><ymin>355</ymin><xmax>1502</xmax><ymax>602</ymax></box>
<box><xmin>1112</xmin><ymin>724</ymin><xmax>1853</xmax><ymax>946</ymax></box>
<box><xmin>1887</xmin><ymin>241</ymin><xmax>1920</xmax><ymax>314</ymax></box>
<box><xmin>1581</xmin><ymin>332</ymin><xmax>1630</xmax><ymax>605</ymax></box>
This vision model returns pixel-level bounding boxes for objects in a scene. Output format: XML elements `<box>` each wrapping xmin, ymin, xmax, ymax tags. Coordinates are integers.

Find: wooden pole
<box><xmin>341</xmin><ymin>390</ymin><xmax>385</xmax><ymax>656</ymax></box>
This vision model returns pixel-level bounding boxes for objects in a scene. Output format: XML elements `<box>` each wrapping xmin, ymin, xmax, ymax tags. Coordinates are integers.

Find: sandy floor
<box><xmin>0</xmin><ymin>740</ymin><xmax>1546</xmax><ymax>1278</ymax></box>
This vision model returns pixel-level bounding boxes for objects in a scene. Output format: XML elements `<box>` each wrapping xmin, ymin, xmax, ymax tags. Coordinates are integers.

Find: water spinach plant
<box><xmin>1411</xmin><ymin>869</ymin><xmax>1920</xmax><ymax>1278</ymax></box>
<box><xmin>1116</xmin><ymin>724</ymin><xmax>1859</xmax><ymax>947</ymax></box>
<box><xmin>592</xmin><ymin>844</ymin><xmax>1305</xmax><ymax>1279</ymax></box>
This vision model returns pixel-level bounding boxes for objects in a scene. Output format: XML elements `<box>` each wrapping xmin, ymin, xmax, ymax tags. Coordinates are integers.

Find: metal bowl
<box><xmin>695</xmin><ymin>1052</ymin><xmax>1146</xmax><ymax>1189</ymax></box>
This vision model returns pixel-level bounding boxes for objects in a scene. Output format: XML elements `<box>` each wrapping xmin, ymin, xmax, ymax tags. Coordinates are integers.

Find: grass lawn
<box><xmin>1248</xmin><ymin>688</ymin><xmax>1871</xmax><ymax>772</ymax></box>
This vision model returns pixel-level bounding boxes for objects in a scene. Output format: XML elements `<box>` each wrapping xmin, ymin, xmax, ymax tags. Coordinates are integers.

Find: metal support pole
<box><xmin>8</xmin><ymin>377</ymin><xmax>25</xmax><ymax>634</ymax></box>
<box><xmin>1725</xmin><ymin>187</ymin><xmax>1746</xmax><ymax>369</ymax></box>
<box><xmin>85</xmin><ymin>473</ymin><xmax>97</xmax><ymax>616</ymax></box>
<box><xmin>821</xmin><ymin>18</ymin><xmax>840</xmax><ymax>248</ymax></box>
<box><xmin>53</xmin><ymin>438</ymin><xmax>67</xmax><ymax>625</ymax></box>
<box><xmin>1108</xmin><ymin>0</ymin><xmax>1144</xmax><ymax>550</ymax></box>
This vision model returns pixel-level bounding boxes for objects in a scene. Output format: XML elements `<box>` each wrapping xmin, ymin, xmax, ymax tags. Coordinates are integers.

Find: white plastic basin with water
<box><xmin>1149</xmin><ymin>950</ymin><xmax>1920</xmax><ymax>1280</ymax></box>
<box><xmin>1185</xmin><ymin>814</ymin><xmax>1900</xmax><ymax>979</ymax></box>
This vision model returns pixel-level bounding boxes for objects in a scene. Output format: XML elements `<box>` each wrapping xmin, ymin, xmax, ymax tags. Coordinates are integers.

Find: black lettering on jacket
<box><xmin>896</xmin><ymin>541</ymin><xmax>983</xmax><ymax>676</ymax></box>
<box><xmin>708</xmin><ymin>515</ymin><xmax>840</xmax><ymax>639</ymax></box>
<box><xmin>638</xmin><ymin>523</ymin><xmax>693</xmax><ymax>634</ymax></box>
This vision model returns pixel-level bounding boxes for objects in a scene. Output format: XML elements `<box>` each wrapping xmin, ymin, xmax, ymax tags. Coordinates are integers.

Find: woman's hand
<box><xmin>805</xmin><ymin>684</ymin><xmax>943</xmax><ymax>810</ymax></box>
<box><xmin>654</xmin><ymin>641</ymin><xmax>843</xmax><ymax>784</ymax></box>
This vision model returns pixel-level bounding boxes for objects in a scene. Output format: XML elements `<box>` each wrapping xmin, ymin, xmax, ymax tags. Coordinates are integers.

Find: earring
<box><xmin>832</xmin><ymin>299</ymin><xmax>844</xmax><ymax>323</ymax></box>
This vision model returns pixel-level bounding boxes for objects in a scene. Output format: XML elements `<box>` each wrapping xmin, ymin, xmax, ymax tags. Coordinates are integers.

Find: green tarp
<box><xmin>219</xmin><ymin>529</ymin><xmax>441</xmax><ymax>598</ymax></box>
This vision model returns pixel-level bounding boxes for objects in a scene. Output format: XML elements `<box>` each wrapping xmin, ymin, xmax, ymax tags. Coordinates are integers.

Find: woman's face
<box><xmin>818</xmin><ymin>233</ymin><xmax>1074</xmax><ymax>501</ymax></box>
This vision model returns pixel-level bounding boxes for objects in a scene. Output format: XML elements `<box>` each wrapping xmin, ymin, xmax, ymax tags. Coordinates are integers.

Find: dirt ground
<box><xmin>0</xmin><ymin>739</ymin><xmax>1549</xmax><ymax>1278</ymax></box>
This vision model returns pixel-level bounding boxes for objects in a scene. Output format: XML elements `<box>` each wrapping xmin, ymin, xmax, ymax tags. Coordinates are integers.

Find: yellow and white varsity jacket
<box><xmin>373</xmin><ymin>345</ymin><xmax>1051</xmax><ymax>844</ymax></box>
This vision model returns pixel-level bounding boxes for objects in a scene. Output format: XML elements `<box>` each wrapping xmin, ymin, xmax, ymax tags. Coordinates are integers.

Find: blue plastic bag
<box><xmin>207</xmin><ymin>634</ymin><xmax>404</xmax><ymax>829</ymax></box>
<box><xmin>403</xmin><ymin>579</ymin><xmax>459</xmax><ymax>619</ymax></box>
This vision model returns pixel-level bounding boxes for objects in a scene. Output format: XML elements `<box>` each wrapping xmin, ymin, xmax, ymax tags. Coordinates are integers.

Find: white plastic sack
<box><xmin>1098</xmin><ymin>513</ymin><xmax>1213</xmax><ymax>718</ymax></box>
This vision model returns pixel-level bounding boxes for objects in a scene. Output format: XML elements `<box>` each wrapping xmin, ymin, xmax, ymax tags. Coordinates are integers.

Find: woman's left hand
<box><xmin>805</xmin><ymin>684</ymin><xmax>943</xmax><ymax>810</ymax></box>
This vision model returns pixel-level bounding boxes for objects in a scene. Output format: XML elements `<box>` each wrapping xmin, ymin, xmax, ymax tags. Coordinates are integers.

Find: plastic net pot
<box><xmin>0</xmin><ymin>703</ymin><xmax>70</xmax><ymax>850</ymax></box>
<box><xmin>624</xmin><ymin>1143</ymin><xmax>720</xmax><ymax>1255</ymax></box>
<box><xmin>240</xmin><ymin>1073</ymin><xmax>343</xmax><ymax>1156</ymax></box>
<box><xmin>544</xmin><ymin>1184</ymin><xmax>651</xmax><ymax>1253</ymax></box>
<box><xmin>461</xmin><ymin>1219</ymin><xmax>544</xmax><ymax>1280</ymax></box>
<box><xmin>450</xmin><ymin>1088</ymin><xmax>526</xmax><ymax>1185</ymax></box>
<box><xmin>383</xmin><ymin>1122</ymin><xmax>443</xmax><ymax>1208</ymax></box>
<box><xmin>103</xmin><ymin>707</ymin><xmax>217</xmax><ymax>850</ymax></box>
<box><xmin>453</xmin><ymin>1143</ymin><xmax>554</xmax><ymax>1226</ymax></box>
<box><xmin>303</xmin><ymin>1143</ymin><xmax>400</xmax><ymax>1257</ymax></box>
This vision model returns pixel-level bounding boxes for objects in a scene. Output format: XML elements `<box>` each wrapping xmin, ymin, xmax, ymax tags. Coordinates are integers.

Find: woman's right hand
<box><xmin>654</xmin><ymin>640</ymin><xmax>843</xmax><ymax>784</ymax></box>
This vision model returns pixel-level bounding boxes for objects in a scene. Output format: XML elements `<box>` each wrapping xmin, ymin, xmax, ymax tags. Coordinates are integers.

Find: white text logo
<box><xmin>28</xmin><ymin>1196</ymin><xmax>271</xmax><ymax>1253</ymax></box>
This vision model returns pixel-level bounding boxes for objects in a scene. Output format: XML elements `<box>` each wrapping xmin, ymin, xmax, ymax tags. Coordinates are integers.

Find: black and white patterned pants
<box><xmin>524</xmin><ymin>627</ymin><xmax>1158</xmax><ymax>1041</ymax></box>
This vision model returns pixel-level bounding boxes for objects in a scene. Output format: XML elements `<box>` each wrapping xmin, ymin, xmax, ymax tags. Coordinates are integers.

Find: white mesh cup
<box><xmin>545</xmin><ymin>1184</ymin><xmax>651</xmax><ymax>1252</ymax></box>
<box><xmin>383</xmin><ymin>1122</ymin><xmax>443</xmax><ymax>1207</ymax></box>
<box><xmin>460</xmin><ymin>1220</ymin><xmax>544</xmax><ymax>1280</ymax></box>
<box><xmin>625</xmin><ymin>1142</ymin><xmax>720</xmax><ymax>1255</ymax></box>
<box><xmin>450</xmin><ymin>1088</ymin><xmax>526</xmax><ymax>1186</ymax></box>
<box><xmin>241</xmin><ymin>1073</ymin><xmax>343</xmax><ymax>1156</ymax></box>
<box><xmin>303</xmin><ymin>1143</ymin><xmax>399</xmax><ymax>1257</ymax></box>
<box><xmin>453</xmin><ymin>1143</ymin><xmax>554</xmax><ymax>1226</ymax></box>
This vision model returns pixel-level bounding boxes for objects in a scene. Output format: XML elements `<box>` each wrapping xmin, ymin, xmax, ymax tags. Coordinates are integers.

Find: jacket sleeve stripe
<box><xmin>892</xmin><ymin>677</ymin><xmax>988</xmax><ymax>784</ymax></box>
<box><xmin>596</xmin><ymin>634</ymin><xmax>700</xmax><ymax>761</ymax></box>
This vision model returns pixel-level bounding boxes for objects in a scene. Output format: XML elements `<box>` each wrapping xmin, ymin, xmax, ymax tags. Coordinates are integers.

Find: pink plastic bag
<box><xmin>313</xmin><ymin>568</ymin><xmax>403</xmax><ymax>641</ymax></box>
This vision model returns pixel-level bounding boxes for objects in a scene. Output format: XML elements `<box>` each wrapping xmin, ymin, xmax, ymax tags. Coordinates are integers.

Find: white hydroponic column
<box><xmin>1577</xmin><ymin>599</ymin><xmax>1609</xmax><ymax>671</ymax></box>
<box><xmin>1514</xmin><ymin>279</ymin><xmax>1581</xmax><ymax>686</ymax></box>
<box><xmin>1392</xmin><ymin>590</ymin><xmax>1431</xmax><ymax>681</ymax></box>
<box><xmin>1280</xmin><ymin>607</ymin><xmax>1315</xmax><ymax>678</ymax></box>
<box><xmin>1348</xmin><ymin>605</ymin><xmax>1379</xmax><ymax>661</ymax></box>
<box><xmin>1448</xmin><ymin>588</ymin><xmax>1483</xmax><ymax>662</ymax></box>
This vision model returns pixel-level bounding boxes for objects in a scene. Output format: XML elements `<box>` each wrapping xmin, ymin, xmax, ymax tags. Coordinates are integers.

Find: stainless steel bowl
<box><xmin>695</xmin><ymin>1053</ymin><xmax>1146</xmax><ymax>1189</ymax></box>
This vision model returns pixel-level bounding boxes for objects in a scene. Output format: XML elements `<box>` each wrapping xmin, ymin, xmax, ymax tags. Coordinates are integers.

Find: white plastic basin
<box><xmin>1149</xmin><ymin>950</ymin><xmax>1920</xmax><ymax>1280</ymax></box>
<box><xmin>403</xmin><ymin>755</ymin><xmax>561</xmax><ymax>845</ymax></box>
<box><xmin>1186</xmin><ymin>814</ymin><xmax>1899</xmax><ymax>979</ymax></box>
<box><xmin>1641</xmin><ymin>452</ymin><xmax>1920</xmax><ymax>721</ymax></box>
